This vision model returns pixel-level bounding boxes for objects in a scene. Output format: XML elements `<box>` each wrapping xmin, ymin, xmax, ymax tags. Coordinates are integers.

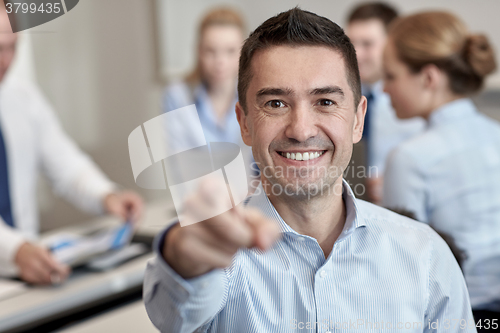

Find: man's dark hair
<box><xmin>238</xmin><ymin>7</ymin><xmax>361</xmax><ymax>113</ymax></box>
<box><xmin>347</xmin><ymin>2</ymin><xmax>398</xmax><ymax>29</ymax></box>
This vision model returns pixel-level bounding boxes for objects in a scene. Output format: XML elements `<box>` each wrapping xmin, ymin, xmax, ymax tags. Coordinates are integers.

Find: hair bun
<box><xmin>465</xmin><ymin>34</ymin><xmax>497</xmax><ymax>77</ymax></box>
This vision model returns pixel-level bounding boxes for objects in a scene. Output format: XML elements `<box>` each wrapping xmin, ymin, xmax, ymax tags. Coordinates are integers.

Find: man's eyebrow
<box><xmin>309</xmin><ymin>86</ymin><xmax>345</xmax><ymax>98</ymax></box>
<box><xmin>256</xmin><ymin>87</ymin><xmax>294</xmax><ymax>98</ymax></box>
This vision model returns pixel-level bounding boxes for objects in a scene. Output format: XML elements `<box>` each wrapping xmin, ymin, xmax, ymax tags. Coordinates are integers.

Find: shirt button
<box><xmin>200</xmin><ymin>281</ymin><xmax>209</xmax><ymax>289</ymax></box>
<box><xmin>319</xmin><ymin>270</ymin><xmax>327</xmax><ymax>278</ymax></box>
<box><xmin>297</xmin><ymin>237</ymin><xmax>306</xmax><ymax>242</ymax></box>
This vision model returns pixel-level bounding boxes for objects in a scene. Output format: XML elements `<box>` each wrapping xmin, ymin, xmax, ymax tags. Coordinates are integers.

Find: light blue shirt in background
<box><xmin>162</xmin><ymin>81</ymin><xmax>255</xmax><ymax>180</ymax></box>
<box><xmin>364</xmin><ymin>81</ymin><xmax>425</xmax><ymax>176</ymax></box>
<box><xmin>383</xmin><ymin>98</ymin><xmax>500</xmax><ymax>311</ymax></box>
<box><xmin>144</xmin><ymin>180</ymin><xmax>474</xmax><ymax>333</ymax></box>
<box><xmin>163</xmin><ymin>81</ymin><xmax>242</xmax><ymax>148</ymax></box>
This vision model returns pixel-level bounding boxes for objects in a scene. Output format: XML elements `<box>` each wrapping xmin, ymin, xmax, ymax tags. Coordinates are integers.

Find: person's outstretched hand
<box><xmin>163</xmin><ymin>179</ymin><xmax>281</xmax><ymax>279</ymax></box>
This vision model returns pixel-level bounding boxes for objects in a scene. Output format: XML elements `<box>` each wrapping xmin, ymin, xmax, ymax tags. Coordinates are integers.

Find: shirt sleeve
<box><xmin>382</xmin><ymin>146</ymin><xmax>428</xmax><ymax>222</ymax></box>
<box><xmin>31</xmin><ymin>83</ymin><xmax>116</xmax><ymax>215</ymax></box>
<box><xmin>424</xmin><ymin>230</ymin><xmax>476</xmax><ymax>333</ymax></box>
<box><xmin>143</xmin><ymin>223</ymin><xmax>228</xmax><ymax>333</ymax></box>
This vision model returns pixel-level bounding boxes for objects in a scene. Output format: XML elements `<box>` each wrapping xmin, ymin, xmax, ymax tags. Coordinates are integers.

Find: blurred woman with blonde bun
<box><xmin>382</xmin><ymin>11</ymin><xmax>500</xmax><ymax>325</ymax></box>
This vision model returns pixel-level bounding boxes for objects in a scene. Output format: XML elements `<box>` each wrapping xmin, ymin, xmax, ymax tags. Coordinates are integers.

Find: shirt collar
<box><xmin>428</xmin><ymin>98</ymin><xmax>477</xmax><ymax>128</ymax></box>
<box><xmin>245</xmin><ymin>179</ymin><xmax>365</xmax><ymax>239</ymax></box>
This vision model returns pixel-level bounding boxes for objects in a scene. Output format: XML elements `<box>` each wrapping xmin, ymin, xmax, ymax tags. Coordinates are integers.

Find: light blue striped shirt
<box><xmin>144</xmin><ymin>180</ymin><xmax>475</xmax><ymax>332</ymax></box>
<box><xmin>383</xmin><ymin>98</ymin><xmax>500</xmax><ymax>312</ymax></box>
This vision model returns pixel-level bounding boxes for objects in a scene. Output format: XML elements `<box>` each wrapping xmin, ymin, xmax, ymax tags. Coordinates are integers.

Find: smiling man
<box><xmin>144</xmin><ymin>8</ymin><xmax>475</xmax><ymax>333</ymax></box>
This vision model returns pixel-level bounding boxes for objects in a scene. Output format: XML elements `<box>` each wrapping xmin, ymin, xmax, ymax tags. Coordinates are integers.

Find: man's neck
<box><xmin>264</xmin><ymin>177</ymin><xmax>346</xmax><ymax>258</ymax></box>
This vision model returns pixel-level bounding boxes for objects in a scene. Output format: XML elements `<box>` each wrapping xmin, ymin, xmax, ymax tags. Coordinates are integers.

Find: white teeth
<box><xmin>281</xmin><ymin>151</ymin><xmax>324</xmax><ymax>161</ymax></box>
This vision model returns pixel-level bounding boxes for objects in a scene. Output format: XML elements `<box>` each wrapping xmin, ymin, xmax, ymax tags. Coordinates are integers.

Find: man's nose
<box><xmin>284</xmin><ymin>104</ymin><xmax>318</xmax><ymax>142</ymax></box>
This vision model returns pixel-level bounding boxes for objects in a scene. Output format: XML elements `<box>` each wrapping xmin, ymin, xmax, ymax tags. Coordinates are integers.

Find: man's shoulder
<box><xmin>1</xmin><ymin>75</ymin><xmax>39</xmax><ymax>97</ymax></box>
<box><xmin>356</xmin><ymin>199</ymin><xmax>437</xmax><ymax>242</ymax></box>
<box><xmin>0</xmin><ymin>76</ymin><xmax>47</xmax><ymax>118</ymax></box>
<box><xmin>355</xmin><ymin>200</ymin><xmax>459</xmax><ymax>270</ymax></box>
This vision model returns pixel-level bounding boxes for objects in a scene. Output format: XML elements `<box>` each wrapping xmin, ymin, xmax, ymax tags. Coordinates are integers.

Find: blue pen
<box><xmin>49</xmin><ymin>240</ymin><xmax>75</xmax><ymax>252</ymax></box>
<box><xmin>110</xmin><ymin>220</ymin><xmax>133</xmax><ymax>250</ymax></box>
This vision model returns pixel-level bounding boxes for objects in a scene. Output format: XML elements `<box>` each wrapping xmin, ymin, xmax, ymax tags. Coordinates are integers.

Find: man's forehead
<box><xmin>253</xmin><ymin>44</ymin><xmax>343</xmax><ymax>61</ymax></box>
<box><xmin>249</xmin><ymin>45</ymin><xmax>351</xmax><ymax>94</ymax></box>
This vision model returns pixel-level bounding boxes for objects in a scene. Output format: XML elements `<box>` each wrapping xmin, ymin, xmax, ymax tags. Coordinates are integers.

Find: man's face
<box><xmin>346</xmin><ymin>19</ymin><xmax>387</xmax><ymax>84</ymax></box>
<box><xmin>236</xmin><ymin>45</ymin><xmax>365</xmax><ymax>199</ymax></box>
<box><xmin>0</xmin><ymin>11</ymin><xmax>17</xmax><ymax>82</ymax></box>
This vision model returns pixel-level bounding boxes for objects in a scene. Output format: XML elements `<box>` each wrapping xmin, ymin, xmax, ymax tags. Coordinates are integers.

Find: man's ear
<box><xmin>236</xmin><ymin>101</ymin><xmax>252</xmax><ymax>146</ymax></box>
<box><xmin>352</xmin><ymin>95</ymin><xmax>367</xmax><ymax>144</ymax></box>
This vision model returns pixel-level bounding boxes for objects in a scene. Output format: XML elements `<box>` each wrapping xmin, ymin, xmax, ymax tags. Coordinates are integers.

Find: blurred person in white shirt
<box><xmin>0</xmin><ymin>5</ymin><xmax>143</xmax><ymax>285</ymax></box>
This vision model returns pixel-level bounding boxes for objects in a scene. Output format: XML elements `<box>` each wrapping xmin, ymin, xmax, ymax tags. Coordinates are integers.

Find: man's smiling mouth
<box><xmin>278</xmin><ymin>151</ymin><xmax>326</xmax><ymax>161</ymax></box>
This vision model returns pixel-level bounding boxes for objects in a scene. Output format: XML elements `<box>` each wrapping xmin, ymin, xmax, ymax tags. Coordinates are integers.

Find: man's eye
<box><xmin>319</xmin><ymin>99</ymin><xmax>335</xmax><ymax>106</ymax></box>
<box><xmin>266</xmin><ymin>100</ymin><xmax>285</xmax><ymax>108</ymax></box>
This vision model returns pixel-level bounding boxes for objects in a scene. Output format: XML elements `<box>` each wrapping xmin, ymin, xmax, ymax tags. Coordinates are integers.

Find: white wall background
<box><xmin>157</xmin><ymin>0</ymin><xmax>500</xmax><ymax>88</ymax></box>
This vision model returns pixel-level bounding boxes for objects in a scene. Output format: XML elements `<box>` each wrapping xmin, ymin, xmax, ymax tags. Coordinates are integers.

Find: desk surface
<box><xmin>0</xmin><ymin>254</ymin><xmax>151</xmax><ymax>332</ymax></box>
<box><xmin>59</xmin><ymin>300</ymin><xmax>158</xmax><ymax>333</ymax></box>
<box><xmin>0</xmin><ymin>198</ymin><xmax>176</xmax><ymax>332</ymax></box>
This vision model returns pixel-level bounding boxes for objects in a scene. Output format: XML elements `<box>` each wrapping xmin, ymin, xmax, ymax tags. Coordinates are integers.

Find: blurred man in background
<box><xmin>346</xmin><ymin>2</ymin><xmax>424</xmax><ymax>204</ymax></box>
<box><xmin>0</xmin><ymin>4</ymin><xmax>143</xmax><ymax>285</ymax></box>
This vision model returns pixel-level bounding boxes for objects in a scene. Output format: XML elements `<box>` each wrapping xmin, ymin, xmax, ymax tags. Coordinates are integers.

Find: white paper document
<box><xmin>42</xmin><ymin>223</ymin><xmax>134</xmax><ymax>267</ymax></box>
